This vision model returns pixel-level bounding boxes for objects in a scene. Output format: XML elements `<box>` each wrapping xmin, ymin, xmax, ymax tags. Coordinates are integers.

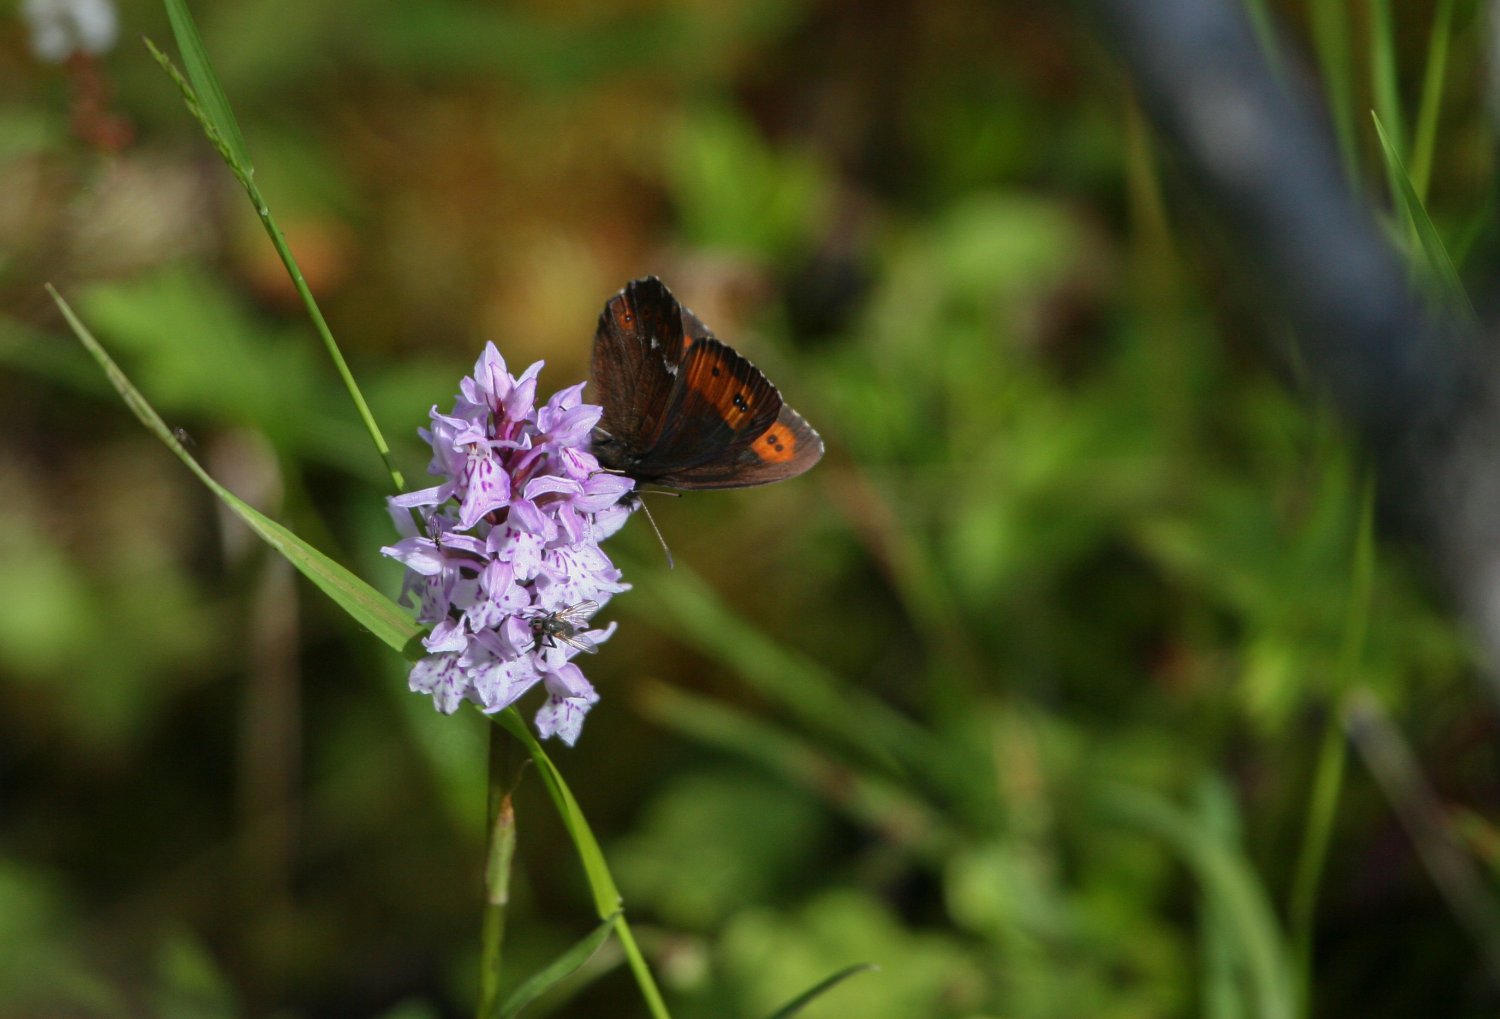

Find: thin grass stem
<box><xmin>240</xmin><ymin>176</ymin><xmax>407</xmax><ymax>493</ymax></box>
<box><xmin>1242</xmin><ymin>0</ymin><xmax>1283</xmax><ymax>77</ymax></box>
<box><xmin>478</xmin><ymin>726</ymin><xmax>516</xmax><ymax>1019</ymax></box>
<box><xmin>1286</xmin><ymin>478</ymin><xmax>1374</xmax><ymax>1016</ymax></box>
<box><xmin>1369</xmin><ymin>0</ymin><xmax>1405</xmax><ymax>157</ymax></box>
<box><xmin>1309</xmin><ymin>0</ymin><xmax>1358</xmax><ymax>190</ymax></box>
<box><xmin>151</xmin><ymin>0</ymin><xmax>407</xmax><ymax>493</ymax></box>
<box><xmin>1410</xmin><ymin>0</ymin><xmax>1455</xmax><ymax>202</ymax></box>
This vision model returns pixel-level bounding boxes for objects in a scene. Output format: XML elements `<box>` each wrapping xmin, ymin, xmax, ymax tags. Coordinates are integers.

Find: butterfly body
<box><xmin>589</xmin><ymin>277</ymin><xmax>823</xmax><ymax>490</ymax></box>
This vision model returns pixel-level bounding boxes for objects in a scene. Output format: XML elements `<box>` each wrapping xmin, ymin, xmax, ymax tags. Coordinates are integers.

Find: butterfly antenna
<box><xmin>635</xmin><ymin>493</ymin><xmax>676</xmax><ymax>569</ymax></box>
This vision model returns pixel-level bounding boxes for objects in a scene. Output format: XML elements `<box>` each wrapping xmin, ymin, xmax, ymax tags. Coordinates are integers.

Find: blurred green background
<box><xmin>4</xmin><ymin>0</ymin><xmax>1499</xmax><ymax>1016</ymax></box>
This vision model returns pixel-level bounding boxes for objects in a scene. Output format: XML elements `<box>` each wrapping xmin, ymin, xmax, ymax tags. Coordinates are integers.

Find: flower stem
<box><xmin>493</xmin><ymin>710</ymin><xmax>672</xmax><ymax>1019</ymax></box>
<box><xmin>478</xmin><ymin>724</ymin><xmax>517</xmax><ymax>1019</ymax></box>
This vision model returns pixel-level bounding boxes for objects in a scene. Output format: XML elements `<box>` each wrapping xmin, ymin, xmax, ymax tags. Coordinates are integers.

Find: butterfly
<box><xmin>589</xmin><ymin>276</ymin><xmax>823</xmax><ymax>489</ymax></box>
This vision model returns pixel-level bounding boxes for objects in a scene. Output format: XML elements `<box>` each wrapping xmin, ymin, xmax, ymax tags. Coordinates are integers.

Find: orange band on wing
<box><xmin>682</xmin><ymin>345</ymin><xmax>774</xmax><ymax>430</ymax></box>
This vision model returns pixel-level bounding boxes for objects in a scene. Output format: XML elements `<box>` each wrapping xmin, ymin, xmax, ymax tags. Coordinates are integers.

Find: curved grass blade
<box><xmin>764</xmin><ymin>963</ymin><xmax>879</xmax><ymax>1019</ymax></box>
<box><xmin>1195</xmin><ymin>780</ymin><xmax>1246</xmax><ymax>1019</ymax></box>
<box><xmin>498</xmin><ymin>912</ymin><xmax>620</xmax><ymax>1018</ymax></box>
<box><xmin>1369</xmin><ymin>0</ymin><xmax>1405</xmax><ymax>159</ymax></box>
<box><xmin>491</xmin><ymin>712</ymin><xmax>671</xmax><ymax>1019</ymax></box>
<box><xmin>1100</xmin><ymin>784</ymin><xmax>1294</xmax><ymax>1019</ymax></box>
<box><xmin>1346</xmin><ymin>691</ymin><xmax>1500</xmax><ymax>982</ymax></box>
<box><xmin>1371</xmin><ymin>112</ymin><xmax>1477</xmax><ymax>329</ymax></box>
<box><xmin>48</xmin><ymin>285</ymin><xmax>424</xmax><ymax>659</ymax></box>
<box><xmin>1410</xmin><ymin>0</ymin><xmax>1456</xmax><ymax>202</ymax></box>
<box><xmin>1309</xmin><ymin>0</ymin><xmax>1357</xmax><ymax>187</ymax></box>
<box><xmin>637</xmin><ymin>681</ymin><xmax>952</xmax><ymax>859</ymax></box>
<box><xmin>630</xmin><ymin>564</ymin><xmax>930</xmax><ymax>779</ymax></box>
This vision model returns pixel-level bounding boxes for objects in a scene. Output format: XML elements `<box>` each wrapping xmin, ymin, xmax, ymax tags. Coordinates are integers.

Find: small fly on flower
<box><xmin>528</xmin><ymin>602</ymin><xmax>600</xmax><ymax>655</ymax></box>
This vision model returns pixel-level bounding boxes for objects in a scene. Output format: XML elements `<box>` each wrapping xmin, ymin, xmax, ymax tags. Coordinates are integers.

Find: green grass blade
<box><xmin>1287</xmin><ymin>478</ymin><xmax>1373</xmax><ymax>1012</ymax></box>
<box><xmin>150</xmin><ymin>2</ymin><xmax>407</xmax><ymax>494</ymax></box>
<box><xmin>491</xmin><ymin>712</ymin><xmax>671</xmax><ymax>1019</ymax></box>
<box><xmin>1371</xmin><ymin>112</ymin><xmax>1477</xmax><ymax>326</ymax></box>
<box><xmin>1101</xmin><ymin>784</ymin><xmax>1295</xmax><ymax>1019</ymax></box>
<box><xmin>1309</xmin><ymin>0</ymin><xmax>1358</xmax><ymax>187</ymax></box>
<box><xmin>492</xmin><ymin>711</ymin><xmax>619</xmax><ymax>910</ymax></box>
<box><xmin>1410</xmin><ymin>0</ymin><xmax>1456</xmax><ymax>202</ymax></box>
<box><xmin>1346</xmin><ymin>691</ymin><xmax>1500</xmax><ymax>980</ymax></box>
<box><xmin>637</xmin><ymin>681</ymin><xmax>952</xmax><ymax>858</ymax></box>
<box><xmin>1369</xmin><ymin>0</ymin><xmax>1405</xmax><ymax>159</ymax></box>
<box><xmin>1241</xmin><ymin>0</ymin><xmax>1283</xmax><ymax>77</ymax></box>
<box><xmin>1197</xmin><ymin>780</ymin><xmax>1248</xmax><ymax>1019</ymax></box>
<box><xmin>160</xmin><ymin>0</ymin><xmax>251</xmax><ymax>173</ymax></box>
<box><xmin>48</xmin><ymin>285</ymin><xmax>423</xmax><ymax>658</ymax></box>
<box><xmin>143</xmin><ymin>37</ymin><xmax>246</xmax><ymax>188</ymax></box>
<box><xmin>630</xmin><ymin>564</ymin><xmax>932</xmax><ymax>778</ymax></box>
<box><xmin>499</xmin><ymin>912</ymin><xmax>620</xmax><ymax>1018</ymax></box>
<box><xmin>1451</xmin><ymin>190</ymin><xmax>1497</xmax><ymax>269</ymax></box>
<box><xmin>764</xmin><ymin>963</ymin><xmax>879</xmax><ymax>1019</ymax></box>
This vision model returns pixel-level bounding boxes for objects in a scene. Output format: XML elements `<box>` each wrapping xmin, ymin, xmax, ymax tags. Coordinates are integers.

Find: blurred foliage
<box><xmin>3</xmin><ymin>0</ymin><xmax>1500</xmax><ymax>1017</ymax></box>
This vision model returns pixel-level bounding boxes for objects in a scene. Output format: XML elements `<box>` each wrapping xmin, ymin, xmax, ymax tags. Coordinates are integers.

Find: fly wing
<box><xmin>555</xmin><ymin>601</ymin><xmax>599</xmax><ymax>626</ymax></box>
<box><xmin>556</xmin><ymin>631</ymin><xmax>598</xmax><ymax>654</ymax></box>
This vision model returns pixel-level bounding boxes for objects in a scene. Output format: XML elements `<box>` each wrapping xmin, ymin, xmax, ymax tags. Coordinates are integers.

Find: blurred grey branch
<box><xmin>1081</xmin><ymin>0</ymin><xmax>1500</xmax><ymax>687</ymax></box>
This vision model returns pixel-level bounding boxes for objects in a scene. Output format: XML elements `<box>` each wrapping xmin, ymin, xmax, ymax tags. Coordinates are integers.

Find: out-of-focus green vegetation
<box><xmin>3</xmin><ymin>0</ymin><xmax>1499</xmax><ymax>1016</ymax></box>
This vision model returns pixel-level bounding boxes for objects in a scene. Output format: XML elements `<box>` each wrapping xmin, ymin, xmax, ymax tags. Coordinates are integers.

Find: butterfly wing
<box><xmin>590</xmin><ymin>276</ymin><xmax>823</xmax><ymax>489</ymax></box>
<box><xmin>679</xmin><ymin>300</ymin><xmax>716</xmax><ymax>347</ymax></box>
<box><xmin>640</xmin><ymin>340</ymin><xmax>824</xmax><ymax>489</ymax></box>
<box><xmin>589</xmin><ymin>277</ymin><xmax>690</xmax><ymax>468</ymax></box>
<box><xmin>657</xmin><ymin>402</ymin><xmax>824</xmax><ymax>489</ymax></box>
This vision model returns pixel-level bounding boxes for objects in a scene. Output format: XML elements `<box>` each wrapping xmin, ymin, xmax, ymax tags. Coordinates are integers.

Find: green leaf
<box><xmin>764</xmin><ymin>963</ymin><xmax>879</xmax><ymax>1019</ymax></box>
<box><xmin>1100</xmin><ymin>785</ymin><xmax>1295</xmax><ymax>1019</ymax></box>
<box><xmin>491</xmin><ymin>713</ymin><xmax>672</xmax><ymax>1019</ymax></box>
<box><xmin>499</xmin><ymin>912</ymin><xmax>620</xmax><ymax>1018</ymax></box>
<box><xmin>152</xmin><ymin>929</ymin><xmax>239</xmax><ymax>1019</ymax></box>
<box><xmin>160</xmin><ymin>0</ymin><xmax>253</xmax><ymax>174</ymax></box>
<box><xmin>47</xmin><ymin>286</ymin><xmax>424</xmax><ymax>659</ymax></box>
<box><xmin>1370</xmin><ymin>111</ymin><xmax>1477</xmax><ymax>327</ymax></box>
